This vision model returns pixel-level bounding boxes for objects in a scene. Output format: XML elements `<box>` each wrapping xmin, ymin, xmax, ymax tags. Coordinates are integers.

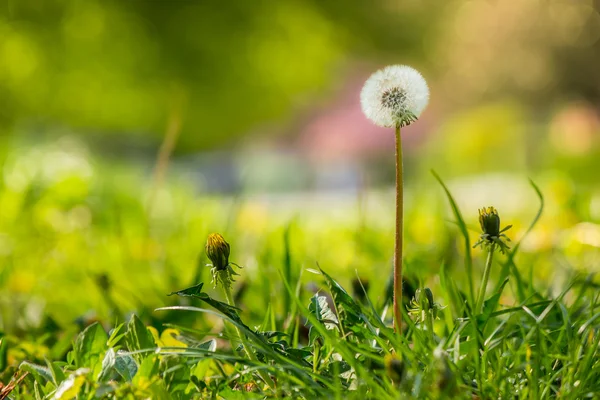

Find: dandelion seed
<box><xmin>360</xmin><ymin>65</ymin><xmax>429</xmax><ymax>128</ymax></box>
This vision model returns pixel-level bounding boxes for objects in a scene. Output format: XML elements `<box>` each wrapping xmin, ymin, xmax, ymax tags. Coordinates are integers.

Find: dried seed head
<box><xmin>360</xmin><ymin>65</ymin><xmax>429</xmax><ymax>128</ymax></box>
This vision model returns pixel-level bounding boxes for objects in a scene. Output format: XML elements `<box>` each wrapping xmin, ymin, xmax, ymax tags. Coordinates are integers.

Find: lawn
<box><xmin>0</xmin><ymin>137</ymin><xmax>598</xmax><ymax>399</ymax></box>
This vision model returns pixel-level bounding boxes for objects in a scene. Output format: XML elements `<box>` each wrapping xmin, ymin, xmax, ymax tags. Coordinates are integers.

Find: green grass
<box><xmin>0</xmin><ymin>143</ymin><xmax>598</xmax><ymax>399</ymax></box>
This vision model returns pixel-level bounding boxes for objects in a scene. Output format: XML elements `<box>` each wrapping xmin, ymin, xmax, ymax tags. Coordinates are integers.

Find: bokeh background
<box><xmin>1</xmin><ymin>0</ymin><xmax>600</xmax><ymax>343</ymax></box>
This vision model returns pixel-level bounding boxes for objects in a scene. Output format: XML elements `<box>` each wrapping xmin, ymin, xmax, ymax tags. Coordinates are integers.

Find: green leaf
<box><xmin>0</xmin><ymin>337</ymin><xmax>7</xmax><ymax>372</ymax></box>
<box><xmin>45</xmin><ymin>358</ymin><xmax>66</xmax><ymax>387</ymax></box>
<box><xmin>19</xmin><ymin>361</ymin><xmax>53</xmax><ymax>386</ymax></box>
<box><xmin>97</xmin><ymin>349</ymin><xmax>138</xmax><ymax>383</ymax></box>
<box><xmin>114</xmin><ymin>351</ymin><xmax>138</xmax><ymax>381</ymax></box>
<box><xmin>168</xmin><ymin>282</ymin><xmax>205</xmax><ymax>297</ymax></box>
<box><xmin>169</xmin><ymin>283</ymin><xmax>245</xmax><ymax>327</ymax></box>
<box><xmin>308</xmin><ymin>294</ymin><xmax>339</xmax><ymax>345</ymax></box>
<box><xmin>133</xmin><ymin>354</ymin><xmax>159</xmax><ymax>384</ymax></box>
<box><xmin>125</xmin><ymin>314</ymin><xmax>156</xmax><ymax>362</ymax></box>
<box><xmin>53</xmin><ymin>370</ymin><xmax>88</xmax><ymax>400</ymax></box>
<box><xmin>197</xmin><ymin>339</ymin><xmax>217</xmax><ymax>352</ymax></box>
<box><xmin>317</xmin><ymin>266</ymin><xmax>381</xmax><ymax>340</ymax></box>
<box><xmin>97</xmin><ymin>348</ymin><xmax>116</xmax><ymax>382</ymax></box>
<box><xmin>73</xmin><ymin>322</ymin><xmax>108</xmax><ymax>373</ymax></box>
<box><xmin>309</xmin><ymin>295</ymin><xmax>338</xmax><ymax>330</ymax></box>
<box><xmin>318</xmin><ymin>266</ymin><xmax>361</xmax><ymax>325</ymax></box>
<box><xmin>107</xmin><ymin>322</ymin><xmax>126</xmax><ymax>348</ymax></box>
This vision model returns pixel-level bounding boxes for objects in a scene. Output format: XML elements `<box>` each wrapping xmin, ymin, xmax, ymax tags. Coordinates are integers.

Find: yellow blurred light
<box><xmin>1</xmin><ymin>32</ymin><xmax>39</xmax><ymax>82</ymax></box>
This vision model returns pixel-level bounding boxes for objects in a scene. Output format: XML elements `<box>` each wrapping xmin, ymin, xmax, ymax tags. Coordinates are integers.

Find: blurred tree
<box><xmin>0</xmin><ymin>0</ymin><xmax>440</xmax><ymax>152</ymax></box>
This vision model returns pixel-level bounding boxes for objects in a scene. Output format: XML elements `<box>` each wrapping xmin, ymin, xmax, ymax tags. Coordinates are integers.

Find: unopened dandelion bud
<box><xmin>415</xmin><ymin>288</ymin><xmax>435</xmax><ymax>310</ymax></box>
<box><xmin>473</xmin><ymin>206</ymin><xmax>512</xmax><ymax>254</ymax></box>
<box><xmin>206</xmin><ymin>233</ymin><xmax>230</xmax><ymax>271</ymax></box>
<box><xmin>479</xmin><ymin>207</ymin><xmax>501</xmax><ymax>238</ymax></box>
<box><xmin>206</xmin><ymin>233</ymin><xmax>240</xmax><ymax>290</ymax></box>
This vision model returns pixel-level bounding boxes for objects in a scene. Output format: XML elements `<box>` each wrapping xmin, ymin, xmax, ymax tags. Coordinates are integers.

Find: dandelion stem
<box><xmin>219</xmin><ymin>272</ymin><xmax>275</xmax><ymax>390</ymax></box>
<box><xmin>393</xmin><ymin>124</ymin><xmax>404</xmax><ymax>335</ymax></box>
<box><xmin>475</xmin><ymin>243</ymin><xmax>496</xmax><ymax>315</ymax></box>
<box><xmin>425</xmin><ymin>308</ymin><xmax>435</xmax><ymax>342</ymax></box>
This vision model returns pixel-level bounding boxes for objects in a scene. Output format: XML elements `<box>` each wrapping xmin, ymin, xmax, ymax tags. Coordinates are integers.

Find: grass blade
<box><xmin>432</xmin><ymin>170</ymin><xmax>475</xmax><ymax>305</ymax></box>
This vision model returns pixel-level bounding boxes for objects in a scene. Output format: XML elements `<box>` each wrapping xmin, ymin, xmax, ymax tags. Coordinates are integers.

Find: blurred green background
<box><xmin>1</xmin><ymin>0</ymin><xmax>600</xmax><ymax>346</ymax></box>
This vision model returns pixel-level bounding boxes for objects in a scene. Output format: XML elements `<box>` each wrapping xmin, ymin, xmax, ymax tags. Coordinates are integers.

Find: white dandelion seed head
<box><xmin>360</xmin><ymin>65</ymin><xmax>429</xmax><ymax>128</ymax></box>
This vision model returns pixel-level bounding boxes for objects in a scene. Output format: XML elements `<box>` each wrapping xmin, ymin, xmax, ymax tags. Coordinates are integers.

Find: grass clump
<box><xmin>2</xmin><ymin>170</ymin><xmax>598</xmax><ymax>399</ymax></box>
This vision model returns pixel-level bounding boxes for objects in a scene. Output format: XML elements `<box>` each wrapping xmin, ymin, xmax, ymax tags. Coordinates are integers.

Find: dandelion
<box><xmin>206</xmin><ymin>233</ymin><xmax>239</xmax><ymax>290</ymax></box>
<box><xmin>473</xmin><ymin>207</ymin><xmax>512</xmax><ymax>314</ymax></box>
<box><xmin>360</xmin><ymin>65</ymin><xmax>429</xmax><ymax>128</ymax></box>
<box><xmin>408</xmin><ymin>288</ymin><xmax>445</xmax><ymax>340</ymax></box>
<box><xmin>360</xmin><ymin>65</ymin><xmax>429</xmax><ymax>335</ymax></box>
<box><xmin>473</xmin><ymin>206</ymin><xmax>512</xmax><ymax>254</ymax></box>
<box><xmin>203</xmin><ymin>233</ymin><xmax>274</xmax><ymax>389</ymax></box>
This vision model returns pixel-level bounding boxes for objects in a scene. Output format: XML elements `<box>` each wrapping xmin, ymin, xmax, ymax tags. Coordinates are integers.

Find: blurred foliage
<box><xmin>0</xmin><ymin>135</ymin><xmax>599</xmax><ymax>337</ymax></box>
<box><xmin>0</xmin><ymin>137</ymin><xmax>598</xmax><ymax>397</ymax></box>
<box><xmin>0</xmin><ymin>0</ymin><xmax>441</xmax><ymax>150</ymax></box>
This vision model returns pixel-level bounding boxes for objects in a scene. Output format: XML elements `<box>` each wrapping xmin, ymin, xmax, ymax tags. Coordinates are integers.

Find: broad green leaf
<box><xmin>125</xmin><ymin>314</ymin><xmax>155</xmax><ymax>362</ymax></box>
<box><xmin>97</xmin><ymin>348</ymin><xmax>116</xmax><ymax>382</ymax></box>
<box><xmin>309</xmin><ymin>295</ymin><xmax>338</xmax><ymax>330</ymax></box>
<box><xmin>318</xmin><ymin>266</ymin><xmax>361</xmax><ymax>328</ymax></box>
<box><xmin>133</xmin><ymin>354</ymin><xmax>159</xmax><ymax>384</ymax></box>
<box><xmin>53</xmin><ymin>369</ymin><xmax>88</xmax><ymax>400</ymax></box>
<box><xmin>19</xmin><ymin>361</ymin><xmax>53</xmax><ymax>386</ymax></box>
<box><xmin>317</xmin><ymin>266</ymin><xmax>380</xmax><ymax>340</ymax></box>
<box><xmin>107</xmin><ymin>322</ymin><xmax>126</xmax><ymax>348</ymax></box>
<box><xmin>190</xmin><ymin>358</ymin><xmax>214</xmax><ymax>383</ymax></box>
<box><xmin>45</xmin><ymin>358</ymin><xmax>66</xmax><ymax>387</ymax></box>
<box><xmin>114</xmin><ymin>351</ymin><xmax>138</xmax><ymax>382</ymax></box>
<box><xmin>73</xmin><ymin>322</ymin><xmax>108</xmax><ymax>373</ymax></box>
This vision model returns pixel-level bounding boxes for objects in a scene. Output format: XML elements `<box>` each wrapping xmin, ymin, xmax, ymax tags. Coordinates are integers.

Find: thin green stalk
<box><xmin>219</xmin><ymin>273</ymin><xmax>276</xmax><ymax>390</ymax></box>
<box><xmin>393</xmin><ymin>124</ymin><xmax>404</xmax><ymax>335</ymax></box>
<box><xmin>475</xmin><ymin>244</ymin><xmax>496</xmax><ymax>314</ymax></box>
<box><xmin>425</xmin><ymin>309</ymin><xmax>435</xmax><ymax>342</ymax></box>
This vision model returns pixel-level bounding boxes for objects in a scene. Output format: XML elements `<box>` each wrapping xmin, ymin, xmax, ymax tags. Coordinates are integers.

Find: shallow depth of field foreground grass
<box><xmin>0</xmin><ymin>142</ymin><xmax>598</xmax><ymax>399</ymax></box>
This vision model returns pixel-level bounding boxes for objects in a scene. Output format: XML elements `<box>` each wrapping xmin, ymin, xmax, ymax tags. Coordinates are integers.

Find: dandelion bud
<box><xmin>206</xmin><ymin>233</ymin><xmax>240</xmax><ymax>290</ymax></box>
<box><xmin>474</xmin><ymin>207</ymin><xmax>512</xmax><ymax>253</ymax></box>
<box><xmin>205</xmin><ymin>233</ymin><xmax>230</xmax><ymax>271</ymax></box>
<box><xmin>478</xmin><ymin>207</ymin><xmax>500</xmax><ymax>238</ymax></box>
<box><xmin>415</xmin><ymin>288</ymin><xmax>435</xmax><ymax>310</ymax></box>
<box><xmin>360</xmin><ymin>65</ymin><xmax>429</xmax><ymax>128</ymax></box>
